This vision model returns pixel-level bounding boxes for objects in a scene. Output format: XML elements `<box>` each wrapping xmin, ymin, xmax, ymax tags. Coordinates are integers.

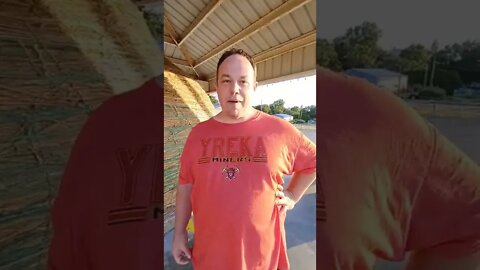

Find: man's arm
<box><xmin>286</xmin><ymin>171</ymin><xmax>317</xmax><ymax>202</ymax></box>
<box><xmin>174</xmin><ymin>184</ymin><xmax>192</xmax><ymax>234</ymax></box>
<box><xmin>405</xmin><ymin>125</ymin><xmax>480</xmax><ymax>269</ymax></box>
<box><xmin>276</xmin><ymin>171</ymin><xmax>316</xmax><ymax>211</ymax></box>
<box><xmin>172</xmin><ymin>184</ymin><xmax>193</xmax><ymax>265</ymax></box>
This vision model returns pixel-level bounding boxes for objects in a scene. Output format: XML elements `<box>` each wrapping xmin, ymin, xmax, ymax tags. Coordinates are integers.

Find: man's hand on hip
<box><xmin>275</xmin><ymin>184</ymin><xmax>296</xmax><ymax>214</ymax></box>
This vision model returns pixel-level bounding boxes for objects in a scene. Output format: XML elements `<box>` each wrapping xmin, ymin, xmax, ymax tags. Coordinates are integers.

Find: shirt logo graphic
<box><xmin>222</xmin><ymin>165</ymin><xmax>240</xmax><ymax>180</ymax></box>
<box><xmin>197</xmin><ymin>136</ymin><xmax>268</xmax><ymax>164</ymax></box>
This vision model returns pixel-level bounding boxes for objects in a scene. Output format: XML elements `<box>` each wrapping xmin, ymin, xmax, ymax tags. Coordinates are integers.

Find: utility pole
<box><xmin>423</xmin><ymin>61</ymin><xmax>429</xmax><ymax>87</ymax></box>
<box><xmin>429</xmin><ymin>40</ymin><xmax>439</xmax><ymax>87</ymax></box>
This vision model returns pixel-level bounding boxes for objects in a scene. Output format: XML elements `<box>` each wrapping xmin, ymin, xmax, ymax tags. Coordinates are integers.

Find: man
<box><xmin>171</xmin><ymin>48</ymin><xmax>317</xmax><ymax>270</ymax></box>
<box><xmin>48</xmin><ymin>77</ymin><xmax>163</xmax><ymax>269</ymax></box>
<box><xmin>317</xmin><ymin>67</ymin><xmax>480</xmax><ymax>269</ymax></box>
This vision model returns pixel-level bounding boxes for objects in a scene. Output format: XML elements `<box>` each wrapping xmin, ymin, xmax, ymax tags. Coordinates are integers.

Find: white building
<box><xmin>274</xmin><ymin>113</ymin><xmax>294</xmax><ymax>121</ymax></box>
<box><xmin>345</xmin><ymin>68</ymin><xmax>408</xmax><ymax>93</ymax></box>
<box><xmin>454</xmin><ymin>87</ymin><xmax>480</xmax><ymax>99</ymax></box>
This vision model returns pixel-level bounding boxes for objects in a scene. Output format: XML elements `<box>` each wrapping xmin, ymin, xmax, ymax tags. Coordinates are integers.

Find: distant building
<box><xmin>454</xmin><ymin>86</ymin><xmax>480</xmax><ymax>99</ymax></box>
<box><xmin>345</xmin><ymin>68</ymin><xmax>408</xmax><ymax>93</ymax></box>
<box><xmin>471</xmin><ymin>82</ymin><xmax>480</xmax><ymax>88</ymax></box>
<box><xmin>273</xmin><ymin>113</ymin><xmax>294</xmax><ymax>121</ymax></box>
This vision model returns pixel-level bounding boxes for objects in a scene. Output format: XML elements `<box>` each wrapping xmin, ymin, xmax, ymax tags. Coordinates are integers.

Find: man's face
<box><xmin>216</xmin><ymin>54</ymin><xmax>257</xmax><ymax>119</ymax></box>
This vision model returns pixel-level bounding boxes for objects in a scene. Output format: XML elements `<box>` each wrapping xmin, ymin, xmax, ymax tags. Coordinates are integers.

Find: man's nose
<box><xmin>230</xmin><ymin>81</ymin><xmax>240</xmax><ymax>94</ymax></box>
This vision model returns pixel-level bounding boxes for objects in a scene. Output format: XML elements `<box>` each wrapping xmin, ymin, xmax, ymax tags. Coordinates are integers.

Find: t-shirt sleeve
<box><xmin>178</xmin><ymin>131</ymin><xmax>195</xmax><ymax>185</ymax></box>
<box><xmin>292</xmin><ymin>128</ymin><xmax>317</xmax><ymax>174</ymax></box>
<box><xmin>405</xmin><ymin>124</ymin><xmax>480</xmax><ymax>257</ymax></box>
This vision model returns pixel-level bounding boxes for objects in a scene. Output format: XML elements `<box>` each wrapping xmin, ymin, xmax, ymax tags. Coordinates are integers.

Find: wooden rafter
<box><xmin>134</xmin><ymin>0</ymin><xmax>162</xmax><ymax>6</ymax></box>
<box><xmin>194</xmin><ymin>0</ymin><xmax>311</xmax><ymax>68</ymax></box>
<box><xmin>254</xmin><ymin>30</ymin><xmax>316</xmax><ymax>63</ymax></box>
<box><xmin>166</xmin><ymin>56</ymin><xmax>190</xmax><ymax>66</ymax></box>
<box><xmin>164</xmin><ymin>15</ymin><xmax>199</xmax><ymax>78</ymax></box>
<box><xmin>164</xmin><ymin>35</ymin><xmax>175</xmax><ymax>44</ymax></box>
<box><xmin>178</xmin><ymin>0</ymin><xmax>223</xmax><ymax>46</ymax></box>
<box><xmin>206</xmin><ymin>30</ymin><xmax>316</xmax><ymax>81</ymax></box>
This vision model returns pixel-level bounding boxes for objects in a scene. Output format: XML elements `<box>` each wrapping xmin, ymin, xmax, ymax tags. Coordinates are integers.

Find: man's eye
<box><xmin>222</xmin><ymin>80</ymin><xmax>231</xmax><ymax>83</ymax></box>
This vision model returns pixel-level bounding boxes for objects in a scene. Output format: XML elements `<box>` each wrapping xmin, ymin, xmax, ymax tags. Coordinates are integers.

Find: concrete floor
<box><xmin>284</xmin><ymin>176</ymin><xmax>316</xmax><ymax>270</ymax></box>
<box><xmin>428</xmin><ymin>116</ymin><xmax>480</xmax><ymax>163</ymax></box>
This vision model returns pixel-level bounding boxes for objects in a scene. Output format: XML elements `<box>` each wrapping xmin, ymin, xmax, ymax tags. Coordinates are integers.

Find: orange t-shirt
<box><xmin>178</xmin><ymin>111</ymin><xmax>316</xmax><ymax>270</ymax></box>
<box><xmin>48</xmin><ymin>79</ymin><xmax>163</xmax><ymax>270</ymax></box>
<box><xmin>317</xmin><ymin>68</ymin><xmax>480</xmax><ymax>269</ymax></box>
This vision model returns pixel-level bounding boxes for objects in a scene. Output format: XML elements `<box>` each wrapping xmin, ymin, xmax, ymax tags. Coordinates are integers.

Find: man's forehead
<box><xmin>219</xmin><ymin>74</ymin><xmax>249</xmax><ymax>77</ymax></box>
<box><xmin>216</xmin><ymin>53</ymin><xmax>256</xmax><ymax>81</ymax></box>
<box><xmin>218</xmin><ymin>63</ymin><xmax>254</xmax><ymax>75</ymax></box>
<box><xmin>220</xmin><ymin>55</ymin><xmax>253</xmax><ymax>67</ymax></box>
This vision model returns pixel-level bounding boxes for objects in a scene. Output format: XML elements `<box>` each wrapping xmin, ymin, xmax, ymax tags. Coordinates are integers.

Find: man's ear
<box><xmin>254</xmin><ymin>81</ymin><xmax>258</xmax><ymax>92</ymax></box>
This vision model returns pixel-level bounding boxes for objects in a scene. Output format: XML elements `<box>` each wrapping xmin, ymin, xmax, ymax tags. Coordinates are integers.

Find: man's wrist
<box><xmin>173</xmin><ymin>228</ymin><xmax>188</xmax><ymax>238</ymax></box>
<box><xmin>285</xmin><ymin>190</ymin><xmax>297</xmax><ymax>203</ymax></box>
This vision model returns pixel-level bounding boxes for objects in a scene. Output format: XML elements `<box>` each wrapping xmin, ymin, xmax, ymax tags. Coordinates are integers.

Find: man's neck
<box><xmin>214</xmin><ymin>108</ymin><xmax>258</xmax><ymax>124</ymax></box>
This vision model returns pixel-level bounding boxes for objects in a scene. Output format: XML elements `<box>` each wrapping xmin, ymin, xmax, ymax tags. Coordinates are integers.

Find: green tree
<box><xmin>406</xmin><ymin>68</ymin><xmax>463</xmax><ymax>96</ymax></box>
<box><xmin>334</xmin><ymin>21</ymin><xmax>382</xmax><ymax>69</ymax></box>
<box><xmin>290</xmin><ymin>106</ymin><xmax>301</xmax><ymax>119</ymax></box>
<box><xmin>437</xmin><ymin>40</ymin><xmax>480</xmax><ymax>84</ymax></box>
<box><xmin>432</xmin><ymin>69</ymin><xmax>463</xmax><ymax>95</ymax></box>
<box><xmin>261</xmin><ymin>105</ymin><xmax>272</xmax><ymax>114</ymax></box>
<box><xmin>399</xmin><ymin>44</ymin><xmax>431</xmax><ymax>71</ymax></box>
<box><xmin>299</xmin><ymin>105</ymin><xmax>316</xmax><ymax>121</ymax></box>
<box><xmin>437</xmin><ymin>44</ymin><xmax>461</xmax><ymax>65</ymax></box>
<box><xmin>317</xmin><ymin>39</ymin><xmax>342</xmax><ymax>70</ymax></box>
<box><xmin>378</xmin><ymin>50</ymin><xmax>406</xmax><ymax>72</ymax></box>
<box><xmin>453</xmin><ymin>41</ymin><xmax>480</xmax><ymax>83</ymax></box>
<box><xmin>208</xmin><ymin>95</ymin><xmax>219</xmax><ymax>105</ymax></box>
<box><xmin>270</xmin><ymin>99</ymin><xmax>286</xmax><ymax>114</ymax></box>
<box><xmin>254</xmin><ymin>104</ymin><xmax>272</xmax><ymax>114</ymax></box>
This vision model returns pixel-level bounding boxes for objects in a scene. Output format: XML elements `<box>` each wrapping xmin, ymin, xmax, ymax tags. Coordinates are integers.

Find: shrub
<box><xmin>417</xmin><ymin>86</ymin><xmax>447</xmax><ymax>99</ymax></box>
<box><xmin>291</xmin><ymin>119</ymin><xmax>306</xmax><ymax>124</ymax></box>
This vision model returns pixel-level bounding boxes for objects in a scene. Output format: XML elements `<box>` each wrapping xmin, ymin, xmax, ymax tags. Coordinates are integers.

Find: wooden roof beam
<box><xmin>164</xmin><ymin>35</ymin><xmax>175</xmax><ymax>44</ymax></box>
<box><xmin>206</xmin><ymin>30</ymin><xmax>316</xmax><ymax>81</ymax></box>
<box><xmin>166</xmin><ymin>56</ymin><xmax>190</xmax><ymax>66</ymax></box>
<box><xmin>194</xmin><ymin>0</ymin><xmax>311</xmax><ymax>68</ymax></box>
<box><xmin>254</xmin><ymin>30</ymin><xmax>316</xmax><ymax>63</ymax></box>
<box><xmin>135</xmin><ymin>0</ymin><xmax>162</xmax><ymax>6</ymax></box>
<box><xmin>178</xmin><ymin>0</ymin><xmax>223</xmax><ymax>46</ymax></box>
<box><xmin>164</xmin><ymin>15</ymin><xmax>199</xmax><ymax>78</ymax></box>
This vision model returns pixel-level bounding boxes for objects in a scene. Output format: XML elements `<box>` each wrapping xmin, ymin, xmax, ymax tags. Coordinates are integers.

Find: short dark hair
<box><xmin>216</xmin><ymin>48</ymin><xmax>256</xmax><ymax>80</ymax></box>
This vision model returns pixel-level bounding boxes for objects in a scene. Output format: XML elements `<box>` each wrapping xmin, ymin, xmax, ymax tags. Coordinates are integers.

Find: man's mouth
<box><xmin>228</xmin><ymin>100</ymin><xmax>241</xmax><ymax>103</ymax></box>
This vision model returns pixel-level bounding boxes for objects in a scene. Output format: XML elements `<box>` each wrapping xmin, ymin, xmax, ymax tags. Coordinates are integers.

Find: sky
<box><xmin>254</xmin><ymin>75</ymin><xmax>316</xmax><ymax>107</ymax></box>
<box><xmin>317</xmin><ymin>0</ymin><xmax>479</xmax><ymax>50</ymax></box>
<box><xmin>210</xmin><ymin>75</ymin><xmax>316</xmax><ymax>108</ymax></box>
